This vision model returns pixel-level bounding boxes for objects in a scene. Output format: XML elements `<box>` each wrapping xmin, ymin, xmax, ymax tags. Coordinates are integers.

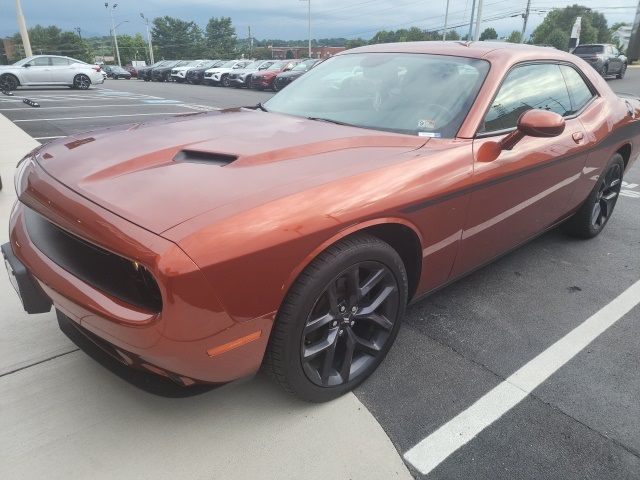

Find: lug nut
<box><xmin>332</xmin><ymin>320</ymin><xmax>338</xmax><ymax>327</ymax></box>
<box><xmin>340</xmin><ymin>305</ymin><xmax>346</xmax><ymax>313</ymax></box>
<box><xmin>350</xmin><ymin>320</ymin><xmax>355</xmax><ymax>327</ymax></box>
<box><xmin>338</xmin><ymin>329</ymin><xmax>344</xmax><ymax>336</ymax></box>
<box><xmin>351</xmin><ymin>306</ymin><xmax>357</xmax><ymax>313</ymax></box>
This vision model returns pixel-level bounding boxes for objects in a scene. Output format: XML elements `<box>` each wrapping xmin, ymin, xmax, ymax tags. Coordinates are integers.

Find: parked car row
<box><xmin>133</xmin><ymin>57</ymin><xmax>321</xmax><ymax>91</ymax></box>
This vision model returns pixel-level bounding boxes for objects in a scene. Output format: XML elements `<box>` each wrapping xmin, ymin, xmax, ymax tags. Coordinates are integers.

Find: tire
<box><xmin>73</xmin><ymin>74</ymin><xmax>91</xmax><ymax>90</ymax></box>
<box><xmin>263</xmin><ymin>234</ymin><xmax>408</xmax><ymax>402</ymax></box>
<box><xmin>221</xmin><ymin>74</ymin><xmax>231</xmax><ymax>87</ymax></box>
<box><xmin>562</xmin><ymin>154</ymin><xmax>624</xmax><ymax>239</ymax></box>
<box><xmin>272</xmin><ymin>81</ymin><xmax>280</xmax><ymax>92</ymax></box>
<box><xmin>0</xmin><ymin>74</ymin><xmax>19</xmax><ymax>92</ymax></box>
<box><xmin>617</xmin><ymin>63</ymin><xmax>627</xmax><ymax>79</ymax></box>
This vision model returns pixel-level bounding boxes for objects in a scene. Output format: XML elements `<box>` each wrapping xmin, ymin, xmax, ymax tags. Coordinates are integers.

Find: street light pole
<box><xmin>520</xmin><ymin>0</ymin><xmax>531</xmax><ymax>43</ymax></box>
<box><xmin>473</xmin><ymin>0</ymin><xmax>484</xmax><ymax>41</ymax></box>
<box><xmin>299</xmin><ymin>0</ymin><xmax>311</xmax><ymax>58</ymax></box>
<box><xmin>140</xmin><ymin>13</ymin><xmax>155</xmax><ymax>65</ymax></box>
<box><xmin>467</xmin><ymin>0</ymin><xmax>477</xmax><ymax>41</ymax></box>
<box><xmin>15</xmin><ymin>0</ymin><xmax>32</xmax><ymax>57</ymax></box>
<box><xmin>442</xmin><ymin>0</ymin><xmax>450</xmax><ymax>41</ymax></box>
<box><xmin>105</xmin><ymin>3</ymin><xmax>121</xmax><ymax>66</ymax></box>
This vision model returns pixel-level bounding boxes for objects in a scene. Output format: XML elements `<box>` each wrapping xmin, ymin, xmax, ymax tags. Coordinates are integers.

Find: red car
<box><xmin>250</xmin><ymin>60</ymin><xmax>300</xmax><ymax>90</ymax></box>
<box><xmin>3</xmin><ymin>42</ymin><xmax>639</xmax><ymax>402</ymax></box>
<box><xmin>123</xmin><ymin>65</ymin><xmax>138</xmax><ymax>78</ymax></box>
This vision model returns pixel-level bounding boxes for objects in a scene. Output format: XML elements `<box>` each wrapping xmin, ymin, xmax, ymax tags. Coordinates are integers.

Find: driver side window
<box><xmin>480</xmin><ymin>63</ymin><xmax>572</xmax><ymax>134</ymax></box>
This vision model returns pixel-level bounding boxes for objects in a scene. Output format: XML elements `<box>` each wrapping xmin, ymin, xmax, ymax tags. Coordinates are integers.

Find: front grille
<box><xmin>25</xmin><ymin>208</ymin><xmax>162</xmax><ymax>312</ymax></box>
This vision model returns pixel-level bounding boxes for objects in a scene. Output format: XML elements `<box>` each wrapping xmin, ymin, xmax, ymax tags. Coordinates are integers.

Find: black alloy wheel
<box><xmin>0</xmin><ymin>74</ymin><xmax>19</xmax><ymax>91</ymax></box>
<box><xmin>301</xmin><ymin>261</ymin><xmax>400</xmax><ymax>387</ymax></box>
<box><xmin>590</xmin><ymin>161</ymin><xmax>622</xmax><ymax>229</ymax></box>
<box><xmin>562</xmin><ymin>153</ymin><xmax>624</xmax><ymax>239</ymax></box>
<box><xmin>263</xmin><ymin>233</ymin><xmax>408</xmax><ymax>402</ymax></box>
<box><xmin>73</xmin><ymin>74</ymin><xmax>91</xmax><ymax>90</ymax></box>
<box><xmin>222</xmin><ymin>74</ymin><xmax>231</xmax><ymax>87</ymax></box>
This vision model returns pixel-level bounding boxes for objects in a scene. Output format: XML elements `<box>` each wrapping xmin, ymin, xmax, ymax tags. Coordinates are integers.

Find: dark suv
<box><xmin>572</xmin><ymin>44</ymin><xmax>627</xmax><ymax>79</ymax></box>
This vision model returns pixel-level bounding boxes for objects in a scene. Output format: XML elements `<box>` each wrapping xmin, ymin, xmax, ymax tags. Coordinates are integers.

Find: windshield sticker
<box><xmin>418</xmin><ymin>119</ymin><xmax>437</xmax><ymax>129</ymax></box>
<box><xmin>418</xmin><ymin>132</ymin><xmax>442</xmax><ymax>138</ymax></box>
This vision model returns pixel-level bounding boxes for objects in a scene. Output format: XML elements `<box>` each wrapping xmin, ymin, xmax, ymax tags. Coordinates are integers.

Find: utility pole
<box><xmin>248</xmin><ymin>26</ymin><xmax>253</xmax><ymax>57</ymax></box>
<box><xmin>105</xmin><ymin>3</ymin><xmax>121</xmax><ymax>66</ymax></box>
<box><xmin>520</xmin><ymin>0</ymin><xmax>531</xmax><ymax>43</ymax></box>
<box><xmin>75</xmin><ymin>27</ymin><xmax>82</xmax><ymax>41</ymax></box>
<box><xmin>467</xmin><ymin>0</ymin><xmax>477</xmax><ymax>41</ymax></box>
<box><xmin>300</xmin><ymin>0</ymin><xmax>311</xmax><ymax>58</ymax></box>
<box><xmin>15</xmin><ymin>0</ymin><xmax>32</xmax><ymax>57</ymax></box>
<box><xmin>473</xmin><ymin>0</ymin><xmax>484</xmax><ymax>41</ymax></box>
<box><xmin>140</xmin><ymin>13</ymin><xmax>155</xmax><ymax>65</ymax></box>
<box><xmin>442</xmin><ymin>0</ymin><xmax>450</xmax><ymax>41</ymax></box>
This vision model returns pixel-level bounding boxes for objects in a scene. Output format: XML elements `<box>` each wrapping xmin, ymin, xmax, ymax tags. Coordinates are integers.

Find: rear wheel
<box><xmin>562</xmin><ymin>154</ymin><xmax>624</xmax><ymax>239</ymax></box>
<box><xmin>221</xmin><ymin>75</ymin><xmax>231</xmax><ymax>87</ymax></box>
<box><xmin>0</xmin><ymin>74</ymin><xmax>19</xmax><ymax>91</ymax></box>
<box><xmin>617</xmin><ymin>63</ymin><xmax>627</xmax><ymax>79</ymax></box>
<box><xmin>264</xmin><ymin>234</ymin><xmax>407</xmax><ymax>402</ymax></box>
<box><xmin>73</xmin><ymin>74</ymin><xmax>91</xmax><ymax>90</ymax></box>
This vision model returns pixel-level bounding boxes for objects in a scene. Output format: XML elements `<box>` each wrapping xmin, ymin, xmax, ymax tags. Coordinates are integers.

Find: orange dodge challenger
<box><xmin>3</xmin><ymin>42</ymin><xmax>639</xmax><ymax>402</ymax></box>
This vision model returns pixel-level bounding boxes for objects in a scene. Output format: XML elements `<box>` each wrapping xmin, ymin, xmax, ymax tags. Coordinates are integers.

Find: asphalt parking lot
<box><xmin>1</xmin><ymin>69</ymin><xmax>640</xmax><ymax>479</ymax></box>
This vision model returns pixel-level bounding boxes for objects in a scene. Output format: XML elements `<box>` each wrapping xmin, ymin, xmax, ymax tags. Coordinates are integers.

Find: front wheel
<box><xmin>264</xmin><ymin>234</ymin><xmax>408</xmax><ymax>402</ymax></box>
<box><xmin>0</xmin><ymin>74</ymin><xmax>19</xmax><ymax>91</ymax></box>
<box><xmin>562</xmin><ymin>154</ymin><xmax>624</xmax><ymax>239</ymax></box>
<box><xmin>617</xmin><ymin>63</ymin><xmax>627</xmax><ymax>79</ymax></box>
<box><xmin>73</xmin><ymin>74</ymin><xmax>91</xmax><ymax>90</ymax></box>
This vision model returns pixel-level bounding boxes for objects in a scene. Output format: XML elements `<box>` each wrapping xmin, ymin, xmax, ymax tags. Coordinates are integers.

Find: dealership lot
<box><xmin>1</xmin><ymin>70</ymin><xmax>640</xmax><ymax>479</ymax></box>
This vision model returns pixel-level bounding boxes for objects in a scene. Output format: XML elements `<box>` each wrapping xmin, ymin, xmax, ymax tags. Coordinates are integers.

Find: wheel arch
<box><xmin>284</xmin><ymin>218</ymin><xmax>424</xmax><ymax>303</ymax></box>
<box><xmin>616</xmin><ymin>143</ymin><xmax>633</xmax><ymax>171</ymax></box>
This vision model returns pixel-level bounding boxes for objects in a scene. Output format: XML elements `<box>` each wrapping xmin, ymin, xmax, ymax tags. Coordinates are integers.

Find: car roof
<box><xmin>344</xmin><ymin>41</ymin><xmax>579</xmax><ymax>64</ymax></box>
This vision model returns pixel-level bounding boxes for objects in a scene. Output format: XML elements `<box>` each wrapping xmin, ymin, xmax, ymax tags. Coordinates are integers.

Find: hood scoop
<box><xmin>173</xmin><ymin>150</ymin><xmax>237</xmax><ymax>166</ymax></box>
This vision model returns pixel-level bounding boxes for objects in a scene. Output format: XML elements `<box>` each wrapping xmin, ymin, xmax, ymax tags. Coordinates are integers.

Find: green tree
<box><xmin>10</xmin><ymin>25</ymin><xmax>91</xmax><ymax>62</ymax></box>
<box><xmin>152</xmin><ymin>16</ymin><xmax>205</xmax><ymax>59</ymax></box>
<box><xmin>345</xmin><ymin>38</ymin><xmax>367</xmax><ymax>49</ymax></box>
<box><xmin>531</xmin><ymin>5</ymin><xmax>610</xmax><ymax>51</ymax></box>
<box><xmin>479</xmin><ymin>27</ymin><xmax>498</xmax><ymax>41</ymax></box>
<box><xmin>115</xmin><ymin>33</ymin><xmax>148</xmax><ymax>65</ymax></box>
<box><xmin>205</xmin><ymin>17</ymin><xmax>236</xmax><ymax>59</ymax></box>
<box><xmin>507</xmin><ymin>30</ymin><xmax>523</xmax><ymax>43</ymax></box>
<box><xmin>445</xmin><ymin>30</ymin><xmax>460</xmax><ymax>41</ymax></box>
<box><xmin>546</xmin><ymin>28</ymin><xmax>571</xmax><ymax>50</ymax></box>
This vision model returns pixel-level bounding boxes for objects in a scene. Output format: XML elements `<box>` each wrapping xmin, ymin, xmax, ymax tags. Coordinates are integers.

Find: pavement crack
<box><xmin>0</xmin><ymin>349</ymin><xmax>80</xmax><ymax>378</ymax></box>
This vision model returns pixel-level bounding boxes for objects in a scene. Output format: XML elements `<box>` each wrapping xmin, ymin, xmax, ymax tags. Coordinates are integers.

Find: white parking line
<box><xmin>403</xmin><ymin>278</ymin><xmax>640</xmax><ymax>475</ymax></box>
<box><xmin>13</xmin><ymin>112</ymin><xmax>189</xmax><ymax>122</ymax></box>
<box><xmin>34</xmin><ymin>136</ymin><xmax>66</xmax><ymax>140</ymax></box>
<box><xmin>0</xmin><ymin>103</ymin><xmax>186</xmax><ymax>111</ymax></box>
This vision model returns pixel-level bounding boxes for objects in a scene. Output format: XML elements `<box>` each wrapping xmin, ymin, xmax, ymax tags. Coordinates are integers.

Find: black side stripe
<box><xmin>401</xmin><ymin>120</ymin><xmax>640</xmax><ymax>214</ymax></box>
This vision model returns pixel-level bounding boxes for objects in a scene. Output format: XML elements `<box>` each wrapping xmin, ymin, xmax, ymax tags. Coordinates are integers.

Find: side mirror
<box><xmin>23</xmin><ymin>63</ymin><xmax>31</xmax><ymax>68</ymax></box>
<box><xmin>477</xmin><ymin>109</ymin><xmax>565</xmax><ymax>162</ymax></box>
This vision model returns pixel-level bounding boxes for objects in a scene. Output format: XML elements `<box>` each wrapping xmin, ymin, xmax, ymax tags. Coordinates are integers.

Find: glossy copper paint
<box><xmin>8</xmin><ymin>42</ymin><xmax>640</xmax><ymax>385</ymax></box>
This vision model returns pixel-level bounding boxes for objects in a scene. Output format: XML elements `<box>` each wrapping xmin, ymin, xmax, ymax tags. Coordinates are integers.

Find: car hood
<box><xmin>278</xmin><ymin>71</ymin><xmax>305</xmax><ymax>79</ymax></box>
<box><xmin>35</xmin><ymin>109</ymin><xmax>427</xmax><ymax>234</ymax></box>
<box><xmin>206</xmin><ymin>68</ymin><xmax>232</xmax><ymax>74</ymax></box>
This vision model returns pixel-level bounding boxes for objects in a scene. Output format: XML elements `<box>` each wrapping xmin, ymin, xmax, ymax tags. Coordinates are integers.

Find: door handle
<box><xmin>572</xmin><ymin>132</ymin><xmax>584</xmax><ymax>143</ymax></box>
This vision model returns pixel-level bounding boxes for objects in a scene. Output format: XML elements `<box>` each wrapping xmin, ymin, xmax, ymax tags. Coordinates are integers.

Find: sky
<box><xmin>1</xmin><ymin>0</ymin><xmax>638</xmax><ymax>41</ymax></box>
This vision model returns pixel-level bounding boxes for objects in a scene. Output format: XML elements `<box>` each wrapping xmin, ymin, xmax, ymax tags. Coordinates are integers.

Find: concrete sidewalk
<box><xmin>0</xmin><ymin>114</ymin><xmax>411</xmax><ymax>480</ymax></box>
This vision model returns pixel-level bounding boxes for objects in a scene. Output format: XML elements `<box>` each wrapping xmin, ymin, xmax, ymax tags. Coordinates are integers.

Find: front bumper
<box><xmin>7</xmin><ymin>158</ymin><xmax>273</xmax><ymax>384</ymax></box>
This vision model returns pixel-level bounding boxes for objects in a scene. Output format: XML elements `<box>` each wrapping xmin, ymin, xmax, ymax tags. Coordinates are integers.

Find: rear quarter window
<box><xmin>560</xmin><ymin>65</ymin><xmax>596</xmax><ymax>114</ymax></box>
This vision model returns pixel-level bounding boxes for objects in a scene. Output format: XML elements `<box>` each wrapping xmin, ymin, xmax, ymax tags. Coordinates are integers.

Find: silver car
<box><xmin>0</xmin><ymin>55</ymin><xmax>105</xmax><ymax>91</ymax></box>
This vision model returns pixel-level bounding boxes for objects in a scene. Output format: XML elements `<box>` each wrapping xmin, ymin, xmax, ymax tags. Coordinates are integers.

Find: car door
<box><xmin>609</xmin><ymin>46</ymin><xmax>622</xmax><ymax>73</ymax></box>
<box><xmin>451</xmin><ymin>62</ymin><xmax>593</xmax><ymax>276</ymax></box>
<box><xmin>49</xmin><ymin>57</ymin><xmax>72</xmax><ymax>83</ymax></box>
<box><xmin>21</xmin><ymin>56</ymin><xmax>52</xmax><ymax>84</ymax></box>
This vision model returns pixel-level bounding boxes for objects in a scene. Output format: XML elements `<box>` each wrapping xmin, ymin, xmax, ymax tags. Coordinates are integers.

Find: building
<box><xmin>269</xmin><ymin>46</ymin><xmax>345</xmax><ymax>60</ymax></box>
<box><xmin>1</xmin><ymin>38</ymin><xmax>17</xmax><ymax>64</ymax></box>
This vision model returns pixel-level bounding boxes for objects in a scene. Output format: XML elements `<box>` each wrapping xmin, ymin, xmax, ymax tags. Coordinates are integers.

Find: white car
<box><xmin>203</xmin><ymin>60</ymin><xmax>252</xmax><ymax>86</ymax></box>
<box><xmin>0</xmin><ymin>55</ymin><xmax>104</xmax><ymax>91</ymax></box>
<box><xmin>170</xmin><ymin>60</ymin><xmax>210</xmax><ymax>82</ymax></box>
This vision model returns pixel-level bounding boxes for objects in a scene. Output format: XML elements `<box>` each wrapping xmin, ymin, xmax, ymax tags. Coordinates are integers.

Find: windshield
<box><xmin>12</xmin><ymin>57</ymin><xmax>34</xmax><ymax>66</ymax></box>
<box><xmin>573</xmin><ymin>45</ymin><xmax>604</xmax><ymax>54</ymax></box>
<box><xmin>292</xmin><ymin>62</ymin><xmax>311</xmax><ymax>72</ymax></box>
<box><xmin>265</xmin><ymin>53</ymin><xmax>489</xmax><ymax>138</ymax></box>
<box><xmin>267</xmin><ymin>61</ymin><xmax>285</xmax><ymax>71</ymax></box>
<box><xmin>243</xmin><ymin>61</ymin><xmax>262</xmax><ymax>70</ymax></box>
<box><xmin>220</xmin><ymin>60</ymin><xmax>237</xmax><ymax>68</ymax></box>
